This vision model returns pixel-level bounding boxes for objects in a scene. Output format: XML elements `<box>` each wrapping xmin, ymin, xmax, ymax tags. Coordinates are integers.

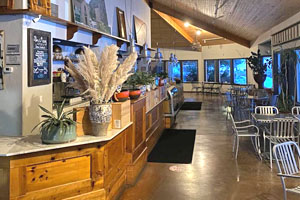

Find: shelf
<box><xmin>0</xmin><ymin>9</ymin><xmax>130</xmax><ymax>46</ymax></box>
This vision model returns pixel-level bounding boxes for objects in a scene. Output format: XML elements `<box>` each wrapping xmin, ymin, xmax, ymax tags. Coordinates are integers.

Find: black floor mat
<box><xmin>148</xmin><ymin>129</ymin><xmax>196</xmax><ymax>164</ymax></box>
<box><xmin>180</xmin><ymin>102</ymin><xmax>202</xmax><ymax>110</ymax></box>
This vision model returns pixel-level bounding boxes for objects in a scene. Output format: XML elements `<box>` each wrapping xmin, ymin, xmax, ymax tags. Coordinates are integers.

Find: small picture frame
<box><xmin>28</xmin><ymin>28</ymin><xmax>51</xmax><ymax>87</ymax></box>
<box><xmin>116</xmin><ymin>7</ymin><xmax>127</xmax><ymax>39</ymax></box>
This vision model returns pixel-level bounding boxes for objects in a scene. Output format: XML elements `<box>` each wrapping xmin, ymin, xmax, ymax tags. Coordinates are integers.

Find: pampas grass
<box><xmin>65</xmin><ymin>45</ymin><xmax>137</xmax><ymax>104</ymax></box>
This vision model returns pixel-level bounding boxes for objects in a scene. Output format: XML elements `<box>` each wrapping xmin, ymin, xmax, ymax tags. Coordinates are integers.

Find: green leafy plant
<box><xmin>156</xmin><ymin>72</ymin><xmax>168</xmax><ymax>79</ymax></box>
<box><xmin>32</xmin><ymin>100</ymin><xmax>77</xmax><ymax>134</ymax></box>
<box><xmin>126</xmin><ymin>72</ymin><xmax>154</xmax><ymax>89</ymax></box>
<box><xmin>247</xmin><ymin>49</ymin><xmax>272</xmax><ymax>75</ymax></box>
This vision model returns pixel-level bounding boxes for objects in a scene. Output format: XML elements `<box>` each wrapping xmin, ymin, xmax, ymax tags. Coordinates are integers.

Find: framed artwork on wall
<box><xmin>116</xmin><ymin>7</ymin><xmax>127</xmax><ymax>39</ymax></box>
<box><xmin>72</xmin><ymin>0</ymin><xmax>111</xmax><ymax>34</ymax></box>
<box><xmin>28</xmin><ymin>28</ymin><xmax>51</xmax><ymax>87</ymax></box>
<box><xmin>134</xmin><ymin>16</ymin><xmax>147</xmax><ymax>45</ymax></box>
<box><xmin>0</xmin><ymin>0</ymin><xmax>13</xmax><ymax>10</ymax></box>
<box><xmin>28</xmin><ymin>0</ymin><xmax>51</xmax><ymax>16</ymax></box>
<box><xmin>0</xmin><ymin>31</ymin><xmax>4</xmax><ymax>90</ymax></box>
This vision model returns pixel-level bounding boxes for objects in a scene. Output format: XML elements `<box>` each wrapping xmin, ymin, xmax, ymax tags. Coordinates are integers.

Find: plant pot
<box><xmin>159</xmin><ymin>78</ymin><xmax>164</xmax><ymax>86</ymax></box>
<box><xmin>129</xmin><ymin>89</ymin><xmax>141</xmax><ymax>99</ymax></box>
<box><xmin>89</xmin><ymin>103</ymin><xmax>112</xmax><ymax>136</ymax></box>
<box><xmin>41</xmin><ymin>124</ymin><xmax>76</xmax><ymax>144</ymax></box>
<box><xmin>253</xmin><ymin>72</ymin><xmax>266</xmax><ymax>89</ymax></box>
<box><xmin>113</xmin><ymin>90</ymin><xmax>129</xmax><ymax>102</ymax></box>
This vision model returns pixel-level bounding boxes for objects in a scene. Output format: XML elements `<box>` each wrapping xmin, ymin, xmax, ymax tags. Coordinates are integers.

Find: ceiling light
<box><xmin>196</xmin><ymin>30</ymin><xmax>201</xmax><ymax>35</ymax></box>
<box><xmin>184</xmin><ymin>22</ymin><xmax>190</xmax><ymax>27</ymax></box>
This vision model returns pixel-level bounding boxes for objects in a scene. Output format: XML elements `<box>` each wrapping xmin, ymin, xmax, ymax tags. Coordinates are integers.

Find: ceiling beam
<box><xmin>150</xmin><ymin>0</ymin><xmax>251</xmax><ymax>48</ymax></box>
<box><xmin>154</xmin><ymin>10</ymin><xmax>194</xmax><ymax>44</ymax></box>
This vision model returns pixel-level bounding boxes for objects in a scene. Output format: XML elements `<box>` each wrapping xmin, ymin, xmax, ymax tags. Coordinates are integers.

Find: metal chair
<box><xmin>191</xmin><ymin>81</ymin><xmax>203</xmax><ymax>93</ymax></box>
<box><xmin>230</xmin><ymin>114</ymin><xmax>261</xmax><ymax>159</ymax></box>
<box><xmin>266</xmin><ymin>118</ymin><xmax>299</xmax><ymax>168</ymax></box>
<box><xmin>292</xmin><ymin>106</ymin><xmax>300</xmax><ymax>115</ymax></box>
<box><xmin>273</xmin><ymin>141</ymin><xmax>300</xmax><ymax>200</ymax></box>
<box><xmin>255</xmin><ymin>106</ymin><xmax>279</xmax><ymax>115</ymax></box>
<box><xmin>255</xmin><ymin>106</ymin><xmax>279</xmax><ymax>154</ymax></box>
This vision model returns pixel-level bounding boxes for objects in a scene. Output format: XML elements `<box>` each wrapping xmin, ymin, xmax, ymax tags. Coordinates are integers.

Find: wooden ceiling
<box><xmin>151</xmin><ymin>10</ymin><xmax>233</xmax><ymax>49</ymax></box>
<box><xmin>147</xmin><ymin>0</ymin><xmax>300</xmax><ymax>48</ymax></box>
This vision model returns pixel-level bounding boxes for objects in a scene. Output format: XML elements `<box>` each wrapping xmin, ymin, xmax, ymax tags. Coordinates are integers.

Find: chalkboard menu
<box><xmin>28</xmin><ymin>28</ymin><xmax>51</xmax><ymax>87</ymax></box>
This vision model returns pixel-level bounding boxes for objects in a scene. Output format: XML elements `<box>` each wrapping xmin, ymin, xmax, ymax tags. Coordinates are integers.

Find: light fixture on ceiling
<box><xmin>196</xmin><ymin>30</ymin><xmax>201</xmax><ymax>35</ymax></box>
<box><xmin>184</xmin><ymin>22</ymin><xmax>190</xmax><ymax>27</ymax></box>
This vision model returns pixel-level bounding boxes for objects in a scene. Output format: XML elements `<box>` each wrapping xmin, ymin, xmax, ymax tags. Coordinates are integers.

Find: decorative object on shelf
<box><xmin>116</xmin><ymin>7</ymin><xmax>127</xmax><ymax>39</ymax></box>
<box><xmin>53</xmin><ymin>44</ymin><xmax>63</xmax><ymax>60</ymax></box>
<box><xmin>113</xmin><ymin>90</ymin><xmax>130</xmax><ymax>102</ymax></box>
<box><xmin>126</xmin><ymin>72</ymin><xmax>154</xmax><ymax>98</ymax></box>
<box><xmin>72</xmin><ymin>0</ymin><xmax>111</xmax><ymax>34</ymax></box>
<box><xmin>51</xmin><ymin>3</ymin><xmax>58</xmax><ymax>17</ymax></box>
<box><xmin>65</xmin><ymin>45</ymin><xmax>137</xmax><ymax>136</ymax></box>
<box><xmin>0</xmin><ymin>0</ymin><xmax>13</xmax><ymax>10</ymax></box>
<box><xmin>156</xmin><ymin>72</ymin><xmax>168</xmax><ymax>86</ymax></box>
<box><xmin>0</xmin><ymin>31</ymin><xmax>4</xmax><ymax>90</ymax></box>
<box><xmin>28</xmin><ymin>0</ymin><xmax>51</xmax><ymax>16</ymax></box>
<box><xmin>277</xmin><ymin>49</ymin><xmax>299</xmax><ymax>112</ymax></box>
<box><xmin>32</xmin><ymin>100</ymin><xmax>77</xmax><ymax>144</ymax></box>
<box><xmin>28</xmin><ymin>28</ymin><xmax>51</xmax><ymax>87</ymax></box>
<box><xmin>134</xmin><ymin>15</ymin><xmax>147</xmax><ymax>45</ymax></box>
<box><xmin>247</xmin><ymin>49</ymin><xmax>271</xmax><ymax>89</ymax></box>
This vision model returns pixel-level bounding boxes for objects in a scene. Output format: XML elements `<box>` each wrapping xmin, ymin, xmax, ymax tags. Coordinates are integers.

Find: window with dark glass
<box><xmin>233</xmin><ymin>59</ymin><xmax>247</xmax><ymax>84</ymax></box>
<box><xmin>205</xmin><ymin>60</ymin><xmax>215</xmax><ymax>82</ymax></box>
<box><xmin>182</xmin><ymin>60</ymin><xmax>198</xmax><ymax>82</ymax></box>
<box><xmin>172</xmin><ymin>62</ymin><xmax>181</xmax><ymax>81</ymax></box>
<box><xmin>262</xmin><ymin>56</ymin><xmax>272</xmax><ymax>89</ymax></box>
<box><xmin>219</xmin><ymin>59</ymin><xmax>231</xmax><ymax>83</ymax></box>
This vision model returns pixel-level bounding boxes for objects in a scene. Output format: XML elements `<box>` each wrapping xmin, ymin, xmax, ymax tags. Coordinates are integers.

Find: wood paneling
<box><xmin>63</xmin><ymin>190</ymin><xmax>106</xmax><ymax>200</ymax></box>
<box><xmin>150</xmin><ymin>0</ymin><xmax>300</xmax><ymax>45</ymax></box>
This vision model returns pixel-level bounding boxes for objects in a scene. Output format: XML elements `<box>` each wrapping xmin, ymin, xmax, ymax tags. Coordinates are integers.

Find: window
<box><xmin>263</xmin><ymin>56</ymin><xmax>272</xmax><ymax>88</ymax></box>
<box><xmin>169</xmin><ymin>60</ymin><xmax>198</xmax><ymax>82</ymax></box>
<box><xmin>204</xmin><ymin>58</ymin><xmax>247</xmax><ymax>85</ymax></box>
<box><xmin>182</xmin><ymin>60</ymin><xmax>198</xmax><ymax>82</ymax></box>
<box><xmin>205</xmin><ymin>60</ymin><xmax>215</xmax><ymax>82</ymax></box>
<box><xmin>233</xmin><ymin>59</ymin><xmax>247</xmax><ymax>84</ymax></box>
<box><xmin>219</xmin><ymin>60</ymin><xmax>231</xmax><ymax>83</ymax></box>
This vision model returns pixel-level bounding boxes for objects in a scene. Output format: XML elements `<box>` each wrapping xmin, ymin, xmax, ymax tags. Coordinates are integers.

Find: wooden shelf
<box><xmin>0</xmin><ymin>9</ymin><xmax>130</xmax><ymax>46</ymax></box>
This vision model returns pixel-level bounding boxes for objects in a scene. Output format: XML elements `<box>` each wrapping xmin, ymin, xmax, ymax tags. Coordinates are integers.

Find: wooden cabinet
<box><xmin>126</xmin><ymin>97</ymin><xmax>147</xmax><ymax>185</ymax></box>
<box><xmin>3</xmin><ymin>125</ymin><xmax>132</xmax><ymax>200</ymax></box>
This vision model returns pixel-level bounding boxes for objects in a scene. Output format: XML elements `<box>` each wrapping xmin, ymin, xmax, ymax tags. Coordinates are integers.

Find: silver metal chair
<box><xmin>191</xmin><ymin>82</ymin><xmax>203</xmax><ymax>93</ymax></box>
<box><xmin>266</xmin><ymin>118</ymin><xmax>299</xmax><ymax>168</ymax></box>
<box><xmin>255</xmin><ymin>106</ymin><xmax>279</xmax><ymax>155</ymax></box>
<box><xmin>273</xmin><ymin>141</ymin><xmax>300</xmax><ymax>200</ymax></box>
<box><xmin>230</xmin><ymin>114</ymin><xmax>261</xmax><ymax>159</ymax></box>
<box><xmin>292</xmin><ymin>106</ymin><xmax>300</xmax><ymax>115</ymax></box>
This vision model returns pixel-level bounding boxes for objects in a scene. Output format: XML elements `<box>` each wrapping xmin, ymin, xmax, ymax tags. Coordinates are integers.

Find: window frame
<box><xmin>176</xmin><ymin>60</ymin><xmax>199</xmax><ymax>83</ymax></box>
<box><xmin>204</xmin><ymin>58</ymin><xmax>248</xmax><ymax>85</ymax></box>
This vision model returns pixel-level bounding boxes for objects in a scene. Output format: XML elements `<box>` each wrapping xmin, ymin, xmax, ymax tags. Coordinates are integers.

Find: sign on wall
<box><xmin>28</xmin><ymin>28</ymin><xmax>51</xmax><ymax>87</ymax></box>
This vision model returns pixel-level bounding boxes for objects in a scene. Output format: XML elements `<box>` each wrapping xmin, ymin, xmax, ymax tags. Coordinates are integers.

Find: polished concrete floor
<box><xmin>120</xmin><ymin>93</ymin><xmax>299</xmax><ymax>200</ymax></box>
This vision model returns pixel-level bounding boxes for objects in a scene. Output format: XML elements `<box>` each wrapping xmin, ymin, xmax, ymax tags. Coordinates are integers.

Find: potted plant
<box><xmin>126</xmin><ymin>72</ymin><xmax>142</xmax><ymax>99</ymax></box>
<box><xmin>65</xmin><ymin>45</ymin><xmax>137</xmax><ymax>136</ymax></box>
<box><xmin>247</xmin><ymin>49</ymin><xmax>272</xmax><ymax>89</ymax></box>
<box><xmin>277</xmin><ymin>48</ymin><xmax>299</xmax><ymax>112</ymax></box>
<box><xmin>32</xmin><ymin>100</ymin><xmax>77</xmax><ymax>144</ymax></box>
<box><xmin>156</xmin><ymin>72</ymin><xmax>168</xmax><ymax>86</ymax></box>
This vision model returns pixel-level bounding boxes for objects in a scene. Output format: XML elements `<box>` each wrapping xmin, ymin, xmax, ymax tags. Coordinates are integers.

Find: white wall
<box><xmin>0</xmin><ymin>0</ymin><xmax>151</xmax><ymax>136</ymax></box>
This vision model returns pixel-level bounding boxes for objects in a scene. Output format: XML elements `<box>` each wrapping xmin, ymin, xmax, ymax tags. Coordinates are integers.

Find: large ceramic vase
<box><xmin>89</xmin><ymin>103</ymin><xmax>112</xmax><ymax>136</ymax></box>
<box><xmin>41</xmin><ymin>125</ymin><xmax>76</xmax><ymax>144</ymax></box>
<box><xmin>253</xmin><ymin>72</ymin><xmax>266</xmax><ymax>89</ymax></box>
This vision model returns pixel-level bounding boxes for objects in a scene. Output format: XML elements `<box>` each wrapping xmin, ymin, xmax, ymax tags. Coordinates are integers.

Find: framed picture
<box><xmin>116</xmin><ymin>7</ymin><xmax>127</xmax><ymax>39</ymax></box>
<box><xmin>0</xmin><ymin>0</ymin><xmax>13</xmax><ymax>9</ymax></box>
<box><xmin>28</xmin><ymin>0</ymin><xmax>51</xmax><ymax>16</ymax></box>
<box><xmin>72</xmin><ymin>0</ymin><xmax>111</xmax><ymax>34</ymax></box>
<box><xmin>134</xmin><ymin>16</ymin><xmax>147</xmax><ymax>45</ymax></box>
<box><xmin>28</xmin><ymin>28</ymin><xmax>51</xmax><ymax>87</ymax></box>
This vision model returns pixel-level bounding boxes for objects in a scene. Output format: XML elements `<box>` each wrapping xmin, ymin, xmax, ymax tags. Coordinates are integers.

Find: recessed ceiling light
<box><xmin>184</xmin><ymin>22</ymin><xmax>190</xmax><ymax>27</ymax></box>
<box><xmin>196</xmin><ymin>30</ymin><xmax>201</xmax><ymax>35</ymax></box>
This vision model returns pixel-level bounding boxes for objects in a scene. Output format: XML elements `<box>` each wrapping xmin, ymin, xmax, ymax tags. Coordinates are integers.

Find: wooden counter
<box><xmin>0</xmin><ymin>89</ymin><xmax>166</xmax><ymax>200</ymax></box>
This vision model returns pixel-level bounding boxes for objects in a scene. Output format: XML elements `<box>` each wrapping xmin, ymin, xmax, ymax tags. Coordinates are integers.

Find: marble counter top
<box><xmin>0</xmin><ymin>122</ymin><xmax>132</xmax><ymax>157</ymax></box>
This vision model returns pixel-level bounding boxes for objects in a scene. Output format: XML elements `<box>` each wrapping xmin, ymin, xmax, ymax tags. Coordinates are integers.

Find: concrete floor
<box><xmin>120</xmin><ymin>93</ymin><xmax>299</xmax><ymax>200</ymax></box>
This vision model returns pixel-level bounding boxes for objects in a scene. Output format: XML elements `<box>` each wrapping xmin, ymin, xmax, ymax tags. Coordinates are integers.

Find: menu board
<box><xmin>28</xmin><ymin>28</ymin><xmax>51</xmax><ymax>87</ymax></box>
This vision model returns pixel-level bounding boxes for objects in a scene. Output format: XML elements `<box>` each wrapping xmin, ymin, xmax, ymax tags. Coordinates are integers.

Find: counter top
<box><xmin>0</xmin><ymin>122</ymin><xmax>132</xmax><ymax>157</ymax></box>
